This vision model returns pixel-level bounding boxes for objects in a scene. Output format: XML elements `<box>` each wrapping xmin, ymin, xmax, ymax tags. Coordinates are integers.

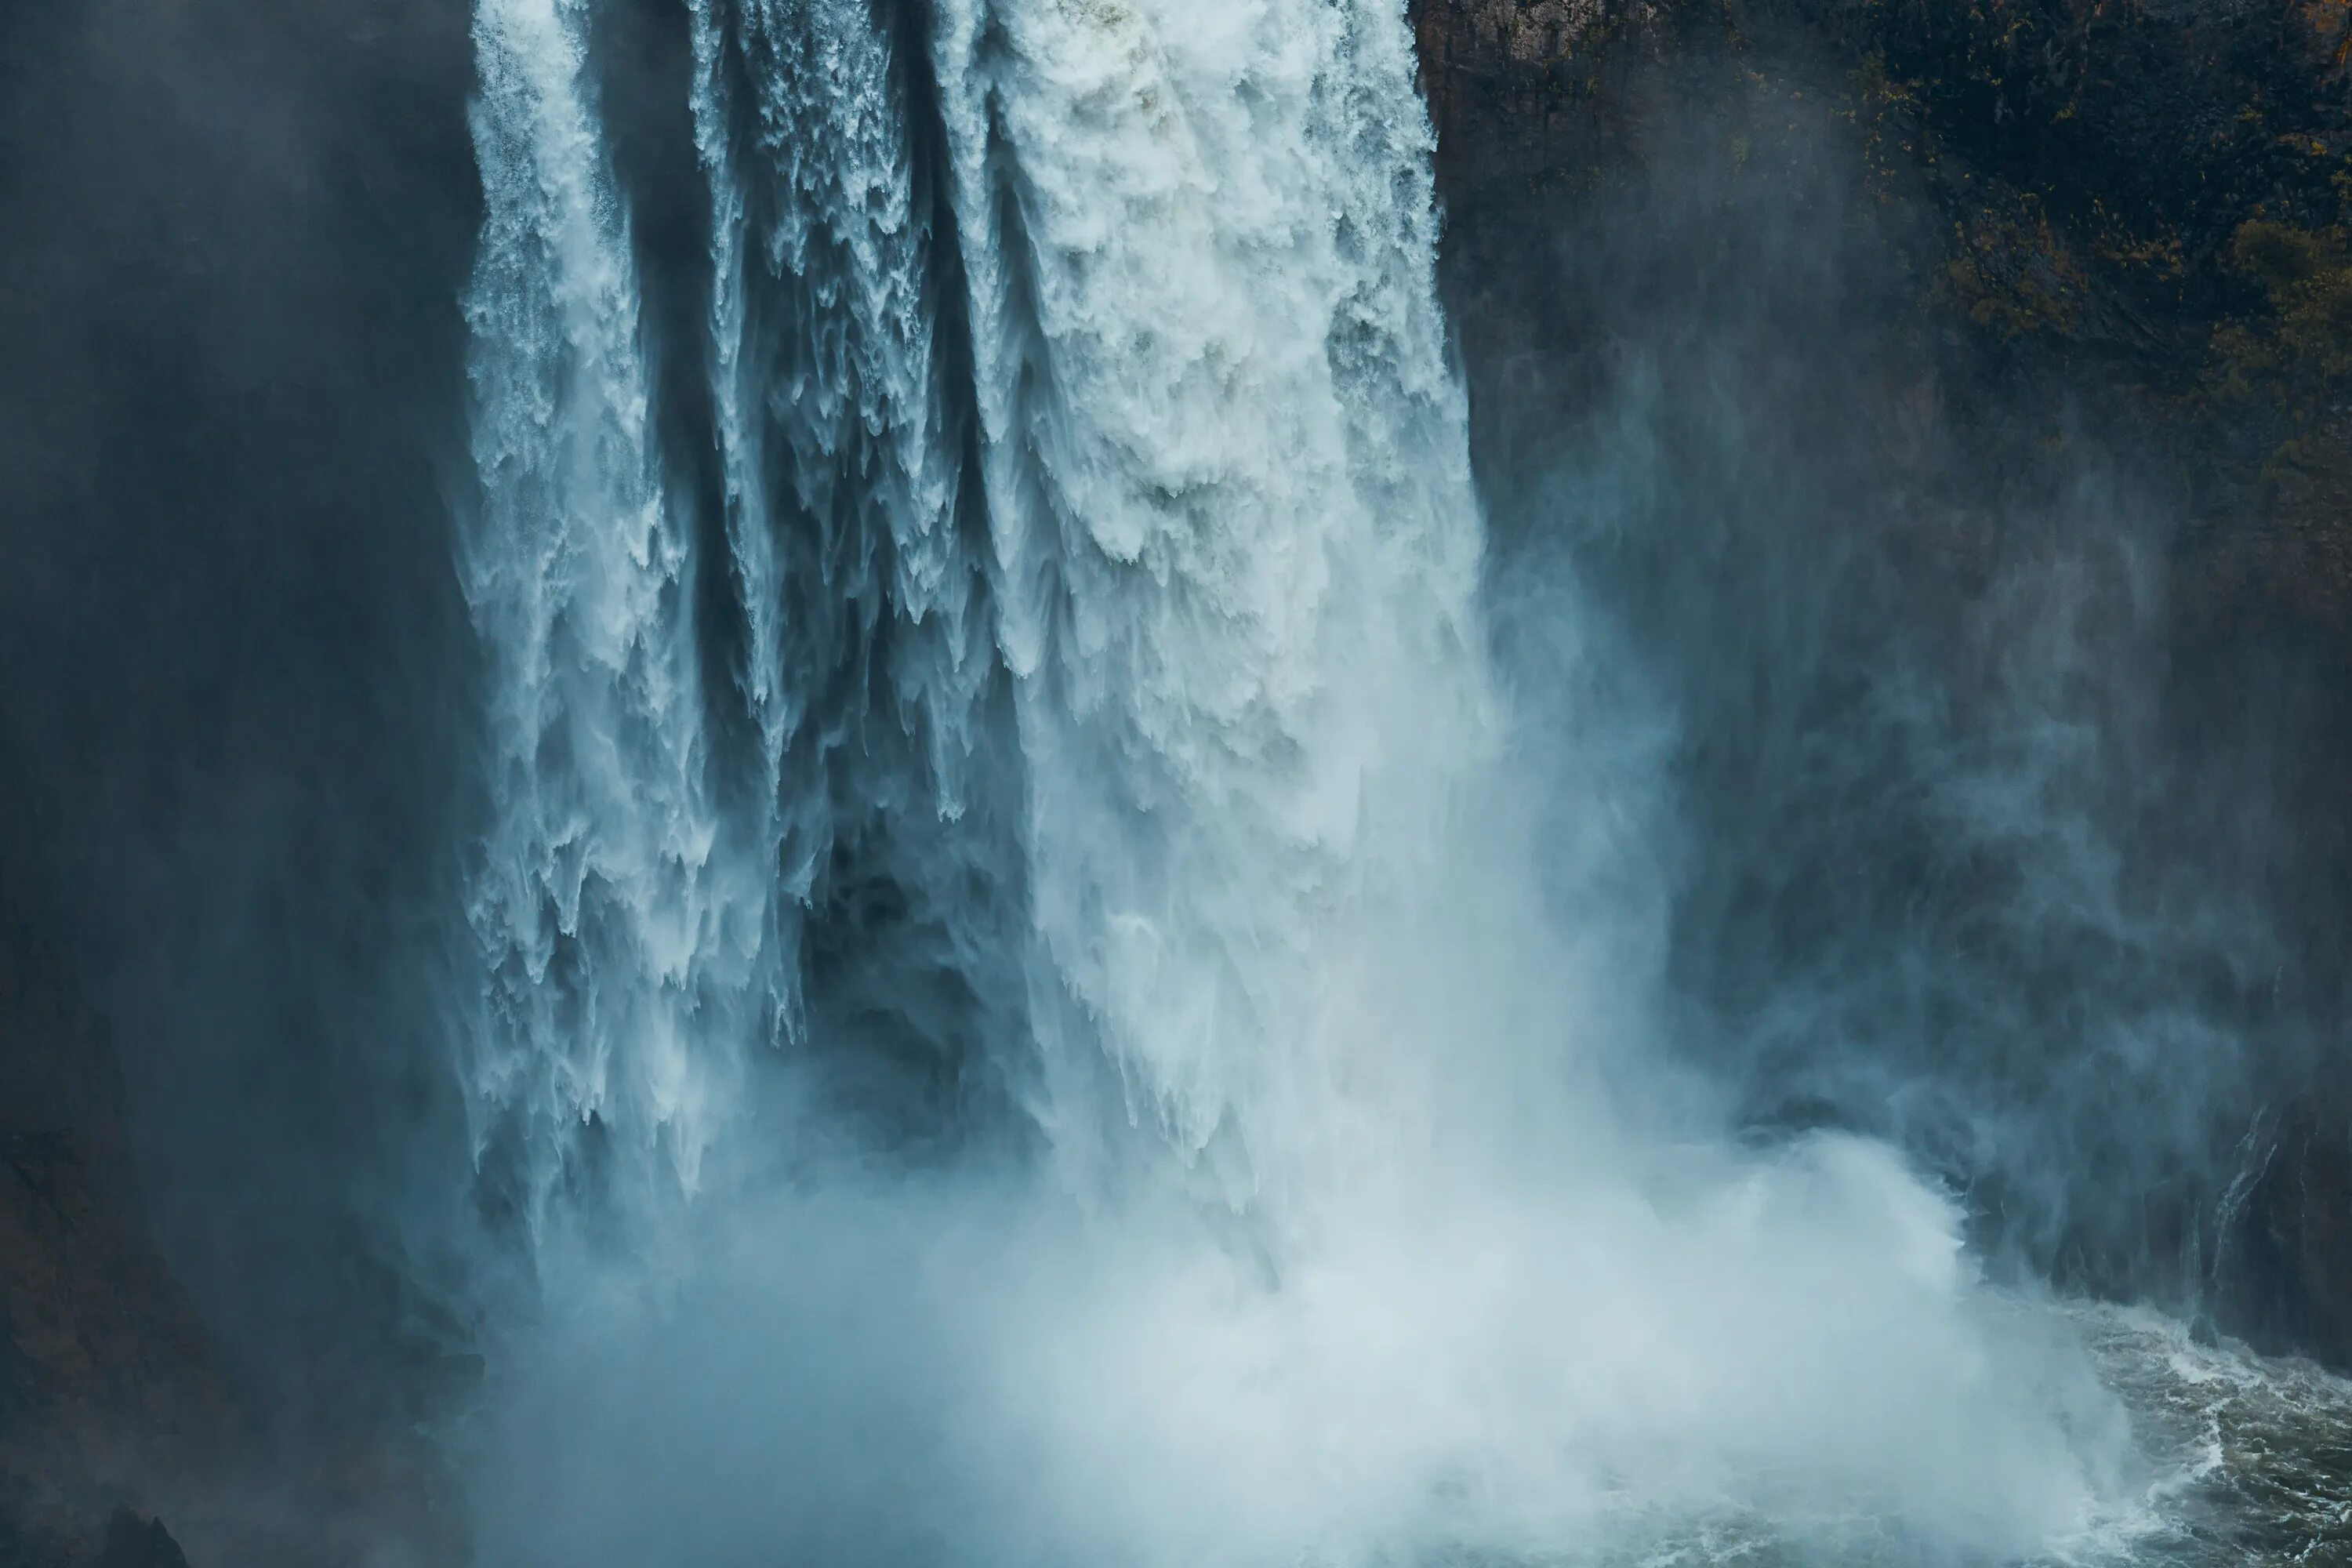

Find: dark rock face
<box><xmin>100</xmin><ymin>1510</ymin><xmax>193</xmax><ymax>1568</ymax></box>
<box><xmin>1</xmin><ymin>0</ymin><xmax>486</xmax><ymax>1546</ymax></box>
<box><xmin>0</xmin><ymin>0</ymin><xmax>488</xmax><ymax>1384</ymax></box>
<box><xmin>0</xmin><ymin>936</ymin><xmax>234</xmax><ymax>1564</ymax></box>
<box><xmin>0</xmin><ymin>930</ymin><xmax>467</xmax><ymax>1566</ymax></box>
<box><xmin>1</xmin><ymin>3</ymin><xmax>487</xmax><ymax>1554</ymax></box>
<box><xmin>0</xmin><ymin>1134</ymin><xmax>236</xmax><ymax>1504</ymax></box>
<box><xmin>0</xmin><ymin>934</ymin><xmax>136</xmax><ymax>1201</ymax></box>
<box><xmin>2211</xmin><ymin>1096</ymin><xmax>2352</xmax><ymax>1362</ymax></box>
<box><xmin>1410</xmin><ymin>0</ymin><xmax>2352</xmax><ymax>1368</ymax></box>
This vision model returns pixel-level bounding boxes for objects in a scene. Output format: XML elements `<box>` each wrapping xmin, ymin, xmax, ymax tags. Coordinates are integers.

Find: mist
<box><xmin>1456</xmin><ymin>39</ymin><xmax>2329</xmax><ymax>1322</ymax></box>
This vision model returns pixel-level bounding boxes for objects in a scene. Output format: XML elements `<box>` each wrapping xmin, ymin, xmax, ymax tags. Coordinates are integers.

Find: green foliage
<box><xmin>1936</xmin><ymin>190</ymin><xmax>2086</xmax><ymax>338</ymax></box>
<box><xmin>2212</xmin><ymin>209</ymin><xmax>2352</xmax><ymax>477</ymax></box>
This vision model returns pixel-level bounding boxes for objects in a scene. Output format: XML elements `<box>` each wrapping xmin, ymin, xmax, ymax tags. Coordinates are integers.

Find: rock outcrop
<box><xmin>0</xmin><ymin>925</ymin><xmax>465</xmax><ymax>1566</ymax></box>
<box><xmin>97</xmin><ymin>1510</ymin><xmax>193</xmax><ymax>1568</ymax></box>
<box><xmin>2</xmin><ymin>0</ymin><xmax>483</xmax><ymax>1554</ymax></box>
<box><xmin>0</xmin><ymin>931</ymin><xmax>234</xmax><ymax>1566</ymax></box>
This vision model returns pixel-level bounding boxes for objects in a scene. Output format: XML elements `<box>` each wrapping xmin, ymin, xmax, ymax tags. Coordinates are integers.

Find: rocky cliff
<box><xmin>0</xmin><ymin>925</ymin><xmax>463</xmax><ymax>1566</ymax></box>
<box><xmin>1</xmin><ymin>0</ymin><xmax>481</xmax><ymax>1558</ymax></box>
<box><xmin>1410</xmin><ymin>0</ymin><xmax>2352</xmax><ymax>1366</ymax></box>
<box><xmin>0</xmin><ymin>930</ymin><xmax>229</xmax><ymax>1567</ymax></box>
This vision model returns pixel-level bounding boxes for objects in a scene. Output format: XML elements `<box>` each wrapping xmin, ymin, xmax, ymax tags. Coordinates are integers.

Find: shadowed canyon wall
<box><xmin>1413</xmin><ymin>0</ymin><xmax>2352</xmax><ymax>1359</ymax></box>
<box><xmin>1</xmin><ymin>1</ymin><xmax>484</xmax><ymax>1559</ymax></box>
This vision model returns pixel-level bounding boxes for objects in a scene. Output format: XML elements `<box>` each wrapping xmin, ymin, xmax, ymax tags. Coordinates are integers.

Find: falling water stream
<box><xmin>453</xmin><ymin>0</ymin><xmax>2352</xmax><ymax>1562</ymax></box>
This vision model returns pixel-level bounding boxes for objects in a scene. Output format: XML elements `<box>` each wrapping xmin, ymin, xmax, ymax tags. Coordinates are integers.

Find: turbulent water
<box><xmin>465</xmin><ymin>0</ymin><xmax>758</xmax><ymax>1215</ymax></box>
<box><xmin>452</xmin><ymin>0</ymin><xmax>2352</xmax><ymax>1563</ymax></box>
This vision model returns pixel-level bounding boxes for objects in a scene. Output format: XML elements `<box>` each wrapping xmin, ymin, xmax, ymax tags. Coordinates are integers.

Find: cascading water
<box><xmin>463</xmin><ymin>0</ymin><xmax>767</xmax><ymax>1224</ymax></box>
<box><xmin>686</xmin><ymin>0</ymin><xmax>1014</xmax><ymax>1123</ymax></box>
<box><xmin>926</xmin><ymin>0</ymin><xmax>1501</xmax><ymax>1206</ymax></box>
<box><xmin>456</xmin><ymin>0</ymin><xmax>2209</xmax><ymax>1562</ymax></box>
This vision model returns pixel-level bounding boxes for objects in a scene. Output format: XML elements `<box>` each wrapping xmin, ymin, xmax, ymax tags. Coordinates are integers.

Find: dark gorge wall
<box><xmin>1411</xmin><ymin>0</ymin><xmax>2352</xmax><ymax>1361</ymax></box>
<box><xmin>1</xmin><ymin>0</ymin><xmax>484</xmax><ymax>1559</ymax></box>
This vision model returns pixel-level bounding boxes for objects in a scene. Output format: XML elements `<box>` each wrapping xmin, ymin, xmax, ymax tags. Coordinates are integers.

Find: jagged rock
<box><xmin>0</xmin><ymin>1131</ymin><xmax>237</xmax><ymax>1450</ymax></box>
<box><xmin>0</xmin><ymin>939</ymin><xmax>239</xmax><ymax>1567</ymax></box>
<box><xmin>2215</xmin><ymin>1095</ymin><xmax>2352</xmax><ymax>1369</ymax></box>
<box><xmin>0</xmin><ymin>939</ymin><xmax>472</xmax><ymax>1566</ymax></box>
<box><xmin>0</xmin><ymin>928</ymin><xmax>134</xmax><ymax>1200</ymax></box>
<box><xmin>99</xmin><ymin>1509</ymin><xmax>190</xmax><ymax>1568</ymax></box>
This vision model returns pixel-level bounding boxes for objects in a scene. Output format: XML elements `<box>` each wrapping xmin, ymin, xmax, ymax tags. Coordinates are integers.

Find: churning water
<box><xmin>450</xmin><ymin>0</ymin><xmax>2352</xmax><ymax>1563</ymax></box>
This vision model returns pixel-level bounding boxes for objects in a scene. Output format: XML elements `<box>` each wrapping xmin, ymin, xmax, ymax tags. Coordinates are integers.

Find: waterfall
<box><xmin>464</xmin><ymin>0</ymin><xmax>1497</xmax><ymax>1217</ymax></box>
<box><xmin>459</xmin><ymin>0</ymin><xmax>2146</xmax><ymax>1560</ymax></box>
<box><xmin>462</xmin><ymin>0</ymin><xmax>765</xmax><ymax>1221</ymax></box>
<box><xmin>927</xmin><ymin>0</ymin><xmax>1497</xmax><ymax>1206</ymax></box>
